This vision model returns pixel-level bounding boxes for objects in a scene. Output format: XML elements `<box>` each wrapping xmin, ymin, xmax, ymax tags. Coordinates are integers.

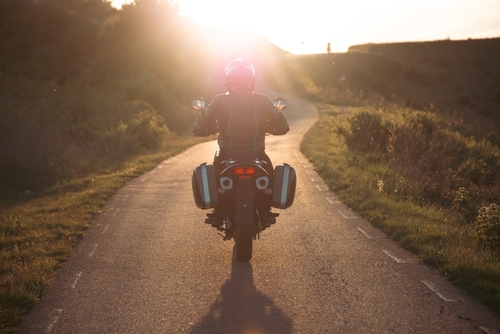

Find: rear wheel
<box><xmin>234</xmin><ymin>225</ymin><xmax>253</xmax><ymax>262</ymax></box>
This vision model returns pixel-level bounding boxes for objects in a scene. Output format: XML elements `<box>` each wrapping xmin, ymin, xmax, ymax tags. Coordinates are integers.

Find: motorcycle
<box><xmin>191</xmin><ymin>97</ymin><xmax>296</xmax><ymax>262</ymax></box>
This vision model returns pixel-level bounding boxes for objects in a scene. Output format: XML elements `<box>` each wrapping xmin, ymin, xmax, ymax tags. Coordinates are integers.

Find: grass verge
<box><xmin>300</xmin><ymin>103</ymin><xmax>500</xmax><ymax>313</ymax></box>
<box><xmin>0</xmin><ymin>135</ymin><xmax>209</xmax><ymax>334</ymax></box>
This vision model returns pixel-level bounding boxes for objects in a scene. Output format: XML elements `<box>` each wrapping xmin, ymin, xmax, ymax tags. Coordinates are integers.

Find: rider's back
<box><xmin>207</xmin><ymin>90</ymin><xmax>278</xmax><ymax>152</ymax></box>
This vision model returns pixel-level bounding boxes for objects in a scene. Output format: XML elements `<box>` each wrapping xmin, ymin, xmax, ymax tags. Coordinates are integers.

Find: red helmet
<box><xmin>224</xmin><ymin>59</ymin><xmax>256</xmax><ymax>91</ymax></box>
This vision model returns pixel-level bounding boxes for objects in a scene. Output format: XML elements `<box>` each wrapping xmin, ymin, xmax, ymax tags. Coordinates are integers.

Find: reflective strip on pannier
<box><xmin>271</xmin><ymin>164</ymin><xmax>296</xmax><ymax>209</ymax></box>
<box><xmin>192</xmin><ymin>163</ymin><xmax>219</xmax><ymax>209</ymax></box>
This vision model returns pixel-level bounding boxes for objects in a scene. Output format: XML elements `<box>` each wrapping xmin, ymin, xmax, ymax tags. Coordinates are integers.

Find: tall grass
<box><xmin>300</xmin><ymin>103</ymin><xmax>500</xmax><ymax>313</ymax></box>
<box><xmin>336</xmin><ymin>106</ymin><xmax>500</xmax><ymax>212</ymax></box>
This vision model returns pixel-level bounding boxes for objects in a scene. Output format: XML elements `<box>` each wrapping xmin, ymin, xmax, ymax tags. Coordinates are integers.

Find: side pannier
<box><xmin>192</xmin><ymin>163</ymin><xmax>219</xmax><ymax>209</ymax></box>
<box><xmin>271</xmin><ymin>163</ymin><xmax>296</xmax><ymax>209</ymax></box>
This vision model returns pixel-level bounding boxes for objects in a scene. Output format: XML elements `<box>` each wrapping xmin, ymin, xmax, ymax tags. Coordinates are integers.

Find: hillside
<box><xmin>350</xmin><ymin>39</ymin><xmax>500</xmax><ymax>124</ymax></box>
<box><xmin>270</xmin><ymin>38</ymin><xmax>500</xmax><ymax>144</ymax></box>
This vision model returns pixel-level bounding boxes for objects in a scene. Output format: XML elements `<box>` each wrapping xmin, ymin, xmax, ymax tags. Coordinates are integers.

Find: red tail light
<box><xmin>235</xmin><ymin>167</ymin><xmax>255</xmax><ymax>175</ymax></box>
<box><xmin>245</xmin><ymin>167</ymin><xmax>255</xmax><ymax>175</ymax></box>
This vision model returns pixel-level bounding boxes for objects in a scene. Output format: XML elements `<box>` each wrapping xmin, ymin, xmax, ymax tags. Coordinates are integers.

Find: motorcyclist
<box><xmin>192</xmin><ymin>58</ymin><xmax>290</xmax><ymax>225</ymax></box>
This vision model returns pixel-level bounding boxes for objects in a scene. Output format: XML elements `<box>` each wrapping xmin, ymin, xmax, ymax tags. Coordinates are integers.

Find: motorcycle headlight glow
<box><xmin>220</xmin><ymin>176</ymin><xmax>233</xmax><ymax>190</ymax></box>
<box><xmin>255</xmin><ymin>176</ymin><xmax>269</xmax><ymax>190</ymax></box>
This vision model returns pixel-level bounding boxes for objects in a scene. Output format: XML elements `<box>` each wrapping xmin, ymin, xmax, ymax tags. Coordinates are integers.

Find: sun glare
<box><xmin>179</xmin><ymin>0</ymin><xmax>263</xmax><ymax>32</ymax></box>
<box><xmin>177</xmin><ymin>0</ymin><xmax>357</xmax><ymax>54</ymax></box>
<box><xmin>112</xmin><ymin>0</ymin><xmax>500</xmax><ymax>54</ymax></box>
<box><xmin>110</xmin><ymin>0</ymin><xmax>134</xmax><ymax>9</ymax></box>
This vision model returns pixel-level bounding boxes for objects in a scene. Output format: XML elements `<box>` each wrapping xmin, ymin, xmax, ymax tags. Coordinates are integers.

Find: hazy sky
<box><xmin>111</xmin><ymin>0</ymin><xmax>500</xmax><ymax>54</ymax></box>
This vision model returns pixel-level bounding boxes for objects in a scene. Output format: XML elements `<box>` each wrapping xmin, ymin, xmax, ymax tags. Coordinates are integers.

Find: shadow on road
<box><xmin>190</xmin><ymin>247</ymin><xmax>293</xmax><ymax>333</ymax></box>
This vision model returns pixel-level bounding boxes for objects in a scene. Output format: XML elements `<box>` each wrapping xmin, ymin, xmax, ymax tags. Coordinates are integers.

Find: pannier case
<box><xmin>271</xmin><ymin>164</ymin><xmax>296</xmax><ymax>209</ymax></box>
<box><xmin>192</xmin><ymin>163</ymin><xmax>219</xmax><ymax>209</ymax></box>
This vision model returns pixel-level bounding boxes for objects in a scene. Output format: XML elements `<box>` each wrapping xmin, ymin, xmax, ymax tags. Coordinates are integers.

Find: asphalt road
<box><xmin>18</xmin><ymin>82</ymin><xmax>500</xmax><ymax>333</ymax></box>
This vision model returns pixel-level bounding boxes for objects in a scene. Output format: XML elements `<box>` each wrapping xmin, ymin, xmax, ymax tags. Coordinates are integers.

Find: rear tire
<box><xmin>234</xmin><ymin>225</ymin><xmax>253</xmax><ymax>262</ymax></box>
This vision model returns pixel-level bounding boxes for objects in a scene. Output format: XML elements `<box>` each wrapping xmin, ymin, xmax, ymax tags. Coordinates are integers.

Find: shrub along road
<box><xmin>18</xmin><ymin>84</ymin><xmax>500</xmax><ymax>333</ymax></box>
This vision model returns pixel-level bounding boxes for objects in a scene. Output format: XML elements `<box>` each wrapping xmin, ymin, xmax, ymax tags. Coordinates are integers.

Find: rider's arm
<box><xmin>263</xmin><ymin>95</ymin><xmax>289</xmax><ymax>135</ymax></box>
<box><xmin>192</xmin><ymin>96</ymin><xmax>220</xmax><ymax>136</ymax></box>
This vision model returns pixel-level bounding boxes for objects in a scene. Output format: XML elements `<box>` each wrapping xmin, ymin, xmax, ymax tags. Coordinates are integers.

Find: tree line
<box><xmin>0</xmin><ymin>0</ymin><xmax>220</xmax><ymax>195</ymax></box>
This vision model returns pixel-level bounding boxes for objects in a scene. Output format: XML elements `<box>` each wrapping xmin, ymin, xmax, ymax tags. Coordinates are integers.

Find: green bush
<box><xmin>124</xmin><ymin>101</ymin><xmax>170</xmax><ymax>150</ymax></box>
<box><xmin>99</xmin><ymin>122</ymin><xmax>142</xmax><ymax>156</ymax></box>
<box><xmin>452</xmin><ymin>187</ymin><xmax>476</xmax><ymax>222</ymax></box>
<box><xmin>334</xmin><ymin>107</ymin><xmax>500</xmax><ymax>210</ymax></box>
<box><xmin>343</xmin><ymin>111</ymin><xmax>388</xmax><ymax>154</ymax></box>
<box><xmin>475</xmin><ymin>204</ymin><xmax>500</xmax><ymax>249</ymax></box>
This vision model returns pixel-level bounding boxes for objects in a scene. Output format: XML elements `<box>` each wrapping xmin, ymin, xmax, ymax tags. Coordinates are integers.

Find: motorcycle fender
<box><xmin>234</xmin><ymin>181</ymin><xmax>255</xmax><ymax>226</ymax></box>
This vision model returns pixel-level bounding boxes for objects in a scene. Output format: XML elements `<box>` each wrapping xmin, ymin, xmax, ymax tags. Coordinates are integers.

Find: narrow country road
<box><xmin>18</xmin><ymin>78</ymin><xmax>500</xmax><ymax>333</ymax></box>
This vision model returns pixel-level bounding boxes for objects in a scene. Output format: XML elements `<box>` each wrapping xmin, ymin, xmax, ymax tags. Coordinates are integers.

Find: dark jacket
<box><xmin>192</xmin><ymin>90</ymin><xmax>289</xmax><ymax>152</ymax></box>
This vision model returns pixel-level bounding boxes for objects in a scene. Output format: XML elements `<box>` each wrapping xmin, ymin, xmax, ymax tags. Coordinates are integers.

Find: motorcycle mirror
<box><xmin>273</xmin><ymin>97</ymin><xmax>287</xmax><ymax>110</ymax></box>
<box><xmin>192</xmin><ymin>97</ymin><xmax>205</xmax><ymax>111</ymax></box>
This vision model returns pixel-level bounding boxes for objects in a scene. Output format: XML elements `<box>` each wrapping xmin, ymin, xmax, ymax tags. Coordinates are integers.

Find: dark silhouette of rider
<box><xmin>192</xmin><ymin>58</ymin><xmax>290</xmax><ymax>225</ymax></box>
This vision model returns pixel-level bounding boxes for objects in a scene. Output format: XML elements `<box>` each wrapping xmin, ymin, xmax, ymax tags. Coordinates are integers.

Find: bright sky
<box><xmin>111</xmin><ymin>0</ymin><xmax>500</xmax><ymax>54</ymax></box>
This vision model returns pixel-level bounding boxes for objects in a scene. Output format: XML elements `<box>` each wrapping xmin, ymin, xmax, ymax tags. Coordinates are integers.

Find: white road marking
<box><xmin>46</xmin><ymin>309</ymin><xmax>63</xmax><ymax>333</ymax></box>
<box><xmin>141</xmin><ymin>176</ymin><xmax>148</xmax><ymax>182</ymax></box>
<box><xmin>382</xmin><ymin>250</ymin><xmax>408</xmax><ymax>263</ymax></box>
<box><xmin>421</xmin><ymin>280</ymin><xmax>457</xmax><ymax>302</ymax></box>
<box><xmin>113</xmin><ymin>209</ymin><xmax>120</xmax><ymax>217</ymax></box>
<box><xmin>338</xmin><ymin>209</ymin><xmax>357</xmax><ymax>219</ymax></box>
<box><xmin>326</xmin><ymin>197</ymin><xmax>341</xmax><ymax>204</ymax></box>
<box><xmin>71</xmin><ymin>271</ymin><xmax>83</xmax><ymax>289</ymax></box>
<box><xmin>89</xmin><ymin>244</ymin><xmax>98</xmax><ymax>257</ymax></box>
<box><xmin>357</xmin><ymin>227</ymin><xmax>373</xmax><ymax>238</ymax></box>
<box><xmin>479</xmin><ymin>326</ymin><xmax>499</xmax><ymax>334</ymax></box>
<box><xmin>102</xmin><ymin>225</ymin><xmax>110</xmax><ymax>234</ymax></box>
<box><xmin>305</xmin><ymin>169</ymin><xmax>313</xmax><ymax>174</ymax></box>
<box><xmin>316</xmin><ymin>185</ymin><xmax>329</xmax><ymax>191</ymax></box>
